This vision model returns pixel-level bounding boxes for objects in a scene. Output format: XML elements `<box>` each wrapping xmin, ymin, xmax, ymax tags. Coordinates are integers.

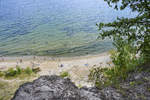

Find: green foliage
<box><xmin>24</xmin><ymin>67</ymin><xmax>33</xmax><ymax>75</ymax></box>
<box><xmin>0</xmin><ymin>79</ymin><xmax>33</xmax><ymax>100</ymax></box>
<box><xmin>0</xmin><ymin>81</ymin><xmax>9</xmax><ymax>100</ymax></box>
<box><xmin>89</xmin><ymin>44</ymin><xmax>145</xmax><ymax>88</ymax></box>
<box><xmin>111</xmin><ymin>41</ymin><xmax>136</xmax><ymax>67</ymax></box>
<box><xmin>88</xmin><ymin>67</ymin><xmax>111</xmax><ymax>88</ymax></box>
<box><xmin>0</xmin><ymin>66</ymin><xmax>39</xmax><ymax>79</ymax></box>
<box><xmin>0</xmin><ymin>71</ymin><xmax>4</xmax><ymax>77</ymax></box>
<box><xmin>77</xmin><ymin>84</ymin><xmax>82</xmax><ymax>88</ymax></box>
<box><xmin>89</xmin><ymin>67</ymin><xmax>125</xmax><ymax>88</ymax></box>
<box><xmin>60</xmin><ymin>71</ymin><xmax>70</xmax><ymax>78</ymax></box>
<box><xmin>5</xmin><ymin>68</ymin><xmax>17</xmax><ymax>77</ymax></box>
<box><xmin>16</xmin><ymin>66</ymin><xmax>22</xmax><ymax>75</ymax></box>
<box><xmin>0</xmin><ymin>67</ymin><xmax>39</xmax><ymax>100</ymax></box>
<box><xmin>97</xmin><ymin>0</ymin><xmax>150</xmax><ymax>63</ymax></box>
<box><xmin>92</xmin><ymin>0</ymin><xmax>149</xmax><ymax>88</ymax></box>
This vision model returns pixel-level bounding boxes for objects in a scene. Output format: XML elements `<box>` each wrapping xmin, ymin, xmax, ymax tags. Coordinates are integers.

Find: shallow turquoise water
<box><xmin>0</xmin><ymin>0</ymin><xmax>135</xmax><ymax>57</ymax></box>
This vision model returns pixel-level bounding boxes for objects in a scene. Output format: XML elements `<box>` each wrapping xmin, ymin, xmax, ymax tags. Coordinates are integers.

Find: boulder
<box><xmin>12</xmin><ymin>75</ymin><xmax>102</xmax><ymax>100</ymax></box>
<box><xmin>12</xmin><ymin>72</ymin><xmax>150</xmax><ymax>100</ymax></box>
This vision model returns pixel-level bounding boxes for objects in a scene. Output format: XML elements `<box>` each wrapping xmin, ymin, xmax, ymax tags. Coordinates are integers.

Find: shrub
<box><xmin>89</xmin><ymin>42</ymin><xmax>145</xmax><ymax>88</ymax></box>
<box><xmin>5</xmin><ymin>68</ymin><xmax>17</xmax><ymax>77</ymax></box>
<box><xmin>0</xmin><ymin>66</ymin><xmax>38</xmax><ymax>79</ymax></box>
<box><xmin>24</xmin><ymin>67</ymin><xmax>33</xmax><ymax>75</ymax></box>
<box><xmin>16</xmin><ymin>66</ymin><xmax>22</xmax><ymax>75</ymax></box>
<box><xmin>88</xmin><ymin>67</ymin><xmax>114</xmax><ymax>88</ymax></box>
<box><xmin>109</xmin><ymin>40</ymin><xmax>145</xmax><ymax>75</ymax></box>
<box><xmin>60</xmin><ymin>72</ymin><xmax>69</xmax><ymax>78</ymax></box>
<box><xmin>0</xmin><ymin>71</ymin><xmax>4</xmax><ymax>77</ymax></box>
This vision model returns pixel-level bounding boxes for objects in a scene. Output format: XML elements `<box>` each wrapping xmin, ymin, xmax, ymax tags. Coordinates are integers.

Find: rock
<box><xmin>100</xmin><ymin>87</ymin><xmax>124</xmax><ymax>100</ymax></box>
<box><xmin>12</xmin><ymin>75</ymin><xmax>102</xmax><ymax>100</ymax></box>
<box><xmin>120</xmin><ymin>71</ymin><xmax>150</xmax><ymax>100</ymax></box>
<box><xmin>80</xmin><ymin>87</ymin><xmax>103</xmax><ymax>100</ymax></box>
<box><xmin>12</xmin><ymin>75</ymin><xmax>82</xmax><ymax>100</ymax></box>
<box><xmin>12</xmin><ymin>72</ymin><xmax>150</xmax><ymax>100</ymax></box>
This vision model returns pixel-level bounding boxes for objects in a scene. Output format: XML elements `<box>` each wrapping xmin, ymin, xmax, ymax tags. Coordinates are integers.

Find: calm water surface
<box><xmin>0</xmin><ymin>0</ymin><xmax>135</xmax><ymax>57</ymax></box>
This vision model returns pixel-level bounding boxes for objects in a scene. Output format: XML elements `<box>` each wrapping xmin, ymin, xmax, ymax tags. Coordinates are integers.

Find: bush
<box><xmin>5</xmin><ymin>68</ymin><xmax>17</xmax><ymax>77</ymax></box>
<box><xmin>0</xmin><ymin>66</ymin><xmax>39</xmax><ymax>79</ymax></box>
<box><xmin>89</xmin><ymin>41</ymin><xmax>145</xmax><ymax>88</ymax></box>
<box><xmin>24</xmin><ymin>67</ymin><xmax>33</xmax><ymax>75</ymax></box>
<box><xmin>60</xmin><ymin>72</ymin><xmax>69</xmax><ymax>78</ymax></box>
<box><xmin>89</xmin><ymin>67</ymin><xmax>127</xmax><ymax>89</ymax></box>
<box><xmin>88</xmin><ymin>67</ymin><xmax>108</xmax><ymax>88</ymax></box>
<box><xmin>16</xmin><ymin>66</ymin><xmax>22</xmax><ymax>75</ymax></box>
<box><xmin>0</xmin><ymin>71</ymin><xmax>4</xmax><ymax>77</ymax></box>
<box><xmin>110</xmin><ymin>39</ymin><xmax>145</xmax><ymax>74</ymax></box>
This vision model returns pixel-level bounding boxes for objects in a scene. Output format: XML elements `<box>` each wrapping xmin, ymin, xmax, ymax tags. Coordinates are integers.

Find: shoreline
<box><xmin>0</xmin><ymin>52</ymin><xmax>113</xmax><ymax>87</ymax></box>
<box><xmin>0</xmin><ymin>52</ymin><xmax>110</xmax><ymax>62</ymax></box>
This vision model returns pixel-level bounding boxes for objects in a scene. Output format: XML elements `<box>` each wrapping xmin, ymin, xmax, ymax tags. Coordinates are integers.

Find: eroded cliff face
<box><xmin>12</xmin><ymin>71</ymin><xmax>150</xmax><ymax>100</ymax></box>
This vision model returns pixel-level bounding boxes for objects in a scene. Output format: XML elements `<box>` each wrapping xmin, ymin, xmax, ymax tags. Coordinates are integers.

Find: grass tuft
<box><xmin>24</xmin><ymin>67</ymin><xmax>33</xmax><ymax>75</ymax></box>
<box><xmin>0</xmin><ymin>66</ymin><xmax>40</xmax><ymax>79</ymax></box>
<box><xmin>60</xmin><ymin>71</ymin><xmax>70</xmax><ymax>78</ymax></box>
<box><xmin>5</xmin><ymin>68</ymin><xmax>17</xmax><ymax>77</ymax></box>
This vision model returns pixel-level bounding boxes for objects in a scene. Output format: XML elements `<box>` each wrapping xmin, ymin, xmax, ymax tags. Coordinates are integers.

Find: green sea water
<box><xmin>0</xmin><ymin>0</ymin><xmax>136</xmax><ymax>57</ymax></box>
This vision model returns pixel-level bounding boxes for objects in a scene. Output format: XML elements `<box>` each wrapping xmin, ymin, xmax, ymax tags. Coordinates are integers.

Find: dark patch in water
<box><xmin>62</xmin><ymin>25</ymin><xmax>96</xmax><ymax>37</ymax></box>
<box><xmin>40</xmin><ymin>41</ymin><xmax>113</xmax><ymax>57</ymax></box>
<box><xmin>0</xmin><ymin>51</ymin><xmax>9</xmax><ymax>55</ymax></box>
<box><xmin>63</xmin><ymin>27</ymin><xmax>76</xmax><ymax>37</ymax></box>
<box><xmin>0</xmin><ymin>41</ymin><xmax>113</xmax><ymax>57</ymax></box>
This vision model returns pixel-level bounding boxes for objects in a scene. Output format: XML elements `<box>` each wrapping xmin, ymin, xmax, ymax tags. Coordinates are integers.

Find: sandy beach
<box><xmin>0</xmin><ymin>52</ymin><xmax>113</xmax><ymax>87</ymax></box>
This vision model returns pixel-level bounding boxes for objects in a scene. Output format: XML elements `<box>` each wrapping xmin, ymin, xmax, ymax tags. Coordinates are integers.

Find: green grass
<box><xmin>60</xmin><ymin>71</ymin><xmax>70</xmax><ymax>78</ymax></box>
<box><xmin>0</xmin><ymin>81</ymin><xmax>9</xmax><ymax>100</ymax></box>
<box><xmin>5</xmin><ymin>68</ymin><xmax>18</xmax><ymax>77</ymax></box>
<box><xmin>0</xmin><ymin>66</ymin><xmax>39</xmax><ymax>100</ymax></box>
<box><xmin>16</xmin><ymin>66</ymin><xmax>22</xmax><ymax>75</ymax></box>
<box><xmin>24</xmin><ymin>67</ymin><xmax>33</xmax><ymax>75</ymax></box>
<box><xmin>0</xmin><ymin>71</ymin><xmax>4</xmax><ymax>77</ymax></box>
<box><xmin>0</xmin><ymin>66</ymin><xmax>40</xmax><ymax>79</ymax></box>
<box><xmin>0</xmin><ymin>78</ymin><xmax>35</xmax><ymax>100</ymax></box>
<box><xmin>129</xmin><ymin>81</ymin><xmax>136</xmax><ymax>86</ymax></box>
<box><xmin>88</xmin><ymin>63</ymin><xmax>145</xmax><ymax>89</ymax></box>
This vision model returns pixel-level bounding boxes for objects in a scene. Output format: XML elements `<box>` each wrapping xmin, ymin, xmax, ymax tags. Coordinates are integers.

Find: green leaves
<box><xmin>98</xmin><ymin>0</ymin><xmax>150</xmax><ymax>62</ymax></box>
<box><xmin>91</xmin><ymin>0</ymin><xmax>150</xmax><ymax>87</ymax></box>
